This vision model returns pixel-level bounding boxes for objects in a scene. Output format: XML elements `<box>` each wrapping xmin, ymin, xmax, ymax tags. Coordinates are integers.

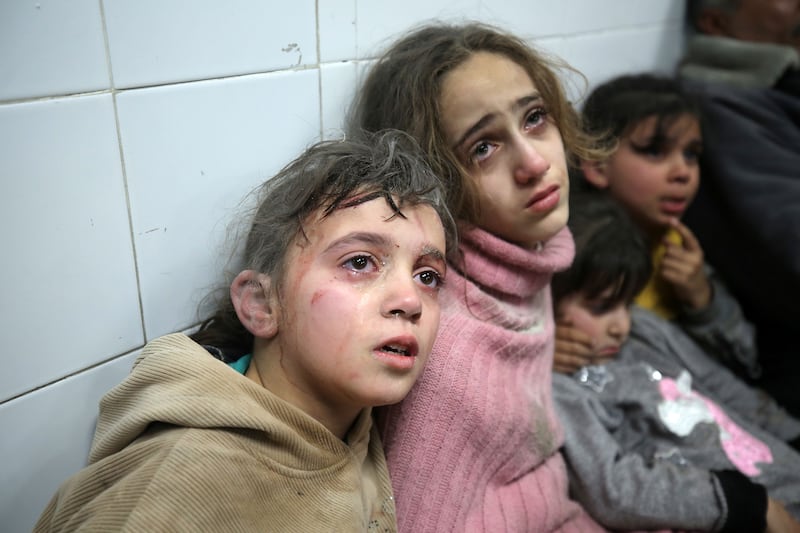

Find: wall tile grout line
<box><xmin>0</xmin><ymin>65</ymin><xmax>333</xmax><ymax>107</ymax></box>
<box><xmin>0</xmin><ymin>345</ymin><xmax>141</xmax><ymax>406</ymax></box>
<box><xmin>98</xmin><ymin>0</ymin><xmax>149</xmax><ymax>346</ymax></box>
<box><xmin>315</xmin><ymin>0</ymin><xmax>324</xmax><ymax>137</ymax></box>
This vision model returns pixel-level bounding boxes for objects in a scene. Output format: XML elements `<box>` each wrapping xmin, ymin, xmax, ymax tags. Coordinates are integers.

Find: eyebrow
<box><xmin>326</xmin><ymin>232</ymin><xmax>392</xmax><ymax>253</ymax></box>
<box><xmin>419</xmin><ymin>245</ymin><xmax>446</xmax><ymax>265</ymax></box>
<box><xmin>325</xmin><ymin>232</ymin><xmax>446</xmax><ymax>264</ymax></box>
<box><xmin>453</xmin><ymin>93</ymin><xmax>543</xmax><ymax>149</ymax></box>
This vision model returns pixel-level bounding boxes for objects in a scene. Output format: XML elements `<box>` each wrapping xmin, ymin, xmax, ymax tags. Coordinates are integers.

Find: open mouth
<box><xmin>660</xmin><ymin>197</ymin><xmax>687</xmax><ymax>214</ymax></box>
<box><xmin>382</xmin><ymin>343</ymin><xmax>412</xmax><ymax>356</ymax></box>
<box><xmin>375</xmin><ymin>338</ymin><xmax>419</xmax><ymax>370</ymax></box>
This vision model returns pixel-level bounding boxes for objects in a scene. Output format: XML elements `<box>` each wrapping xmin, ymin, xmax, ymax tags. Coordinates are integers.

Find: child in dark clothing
<box><xmin>551</xmin><ymin>190</ymin><xmax>800</xmax><ymax>533</ymax></box>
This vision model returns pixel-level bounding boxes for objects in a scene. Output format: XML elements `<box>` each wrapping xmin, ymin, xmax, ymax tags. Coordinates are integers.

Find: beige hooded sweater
<box><xmin>34</xmin><ymin>334</ymin><xmax>396</xmax><ymax>532</ymax></box>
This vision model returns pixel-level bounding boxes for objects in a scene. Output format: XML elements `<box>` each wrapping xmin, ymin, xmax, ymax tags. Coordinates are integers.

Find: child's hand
<box><xmin>553</xmin><ymin>320</ymin><xmax>612</xmax><ymax>374</ymax></box>
<box><xmin>660</xmin><ymin>218</ymin><xmax>712</xmax><ymax>311</ymax></box>
<box><xmin>766</xmin><ymin>497</ymin><xmax>800</xmax><ymax>533</ymax></box>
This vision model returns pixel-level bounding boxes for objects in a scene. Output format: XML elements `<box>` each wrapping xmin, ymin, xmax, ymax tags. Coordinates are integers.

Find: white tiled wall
<box><xmin>0</xmin><ymin>1</ymin><xmax>686</xmax><ymax>530</ymax></box>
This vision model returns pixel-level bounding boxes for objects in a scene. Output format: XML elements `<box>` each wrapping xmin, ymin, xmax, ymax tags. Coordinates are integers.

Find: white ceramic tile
<box><xmin>353</xmin><ymin>1</ymin><xmax>683</xmax><ymax>59</ymax></box>
<box><xmin>355</xmin><ymin>1</ymin><xmax>483</xmax><ymax>58</ymax></box>
<box><xmin>318</xmin><ymin>0</ymin><xmax>357</xmax><ymax>62</ymax></box>
<box><xmin>0</xmin><ymin>95</ymin><xmax>143</xmax><ymax>403</ymax></box>
<box><xmin>320</xmin><ymin>61</ymin><xmax>359</xmax><ymax>139</ymax></box>
<box><xmin>103</xmin><ymin>0</ymin><xmax>317</xmax><ymax>88</ymax></box>
<box><xmin>0</xmin><ymin>351</ymin><xmax>138</xmax><ymax>533</ymax></box>
<box><xmin>117</xmin><ymin>70</ymin><xmax>322</xmax><ymax>340</ymax></box>
<box><xmin>478</xmin><ymin>0</ymin><xmax>684</xmax><ymax>39</ymax></box>
<box><xmin>542</xmin><ymin>23</ymin><xmax>686</xmax><ymax>104</ymax></box>
<box><xmin>0</xmin><ymin>0</ymin><xmax>108</xmax><ymax>101</ymax></box>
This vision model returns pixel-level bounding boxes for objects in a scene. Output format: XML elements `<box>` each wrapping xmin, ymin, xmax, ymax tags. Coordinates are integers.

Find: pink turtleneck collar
<box><xmin>456</xmin><ymin>223</ymin><xmax>575</xmax><ymax>300</ymax></box>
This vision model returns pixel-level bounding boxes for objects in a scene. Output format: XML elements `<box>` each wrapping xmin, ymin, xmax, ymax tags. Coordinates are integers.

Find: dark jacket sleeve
<box><xmin>682</xmin><ymin>83</ymin><xmax>800</xmax><ymax>368</ymax></box>
<box><xmin>714</xmin><ymin>469</ymin><xmax>768</xmax><ymax>533</ymax></box>
<box><xmin>677</xmin><ymin>264</ymin><xmax>760</xmax><ymax>379</ymax></box>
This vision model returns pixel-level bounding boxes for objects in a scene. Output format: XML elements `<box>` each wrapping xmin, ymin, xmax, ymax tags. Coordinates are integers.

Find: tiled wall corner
<box><xmin>0</xmin><ymin>351</ymin><xmax>139</xmax><ymax>533</ymax></box>
<box><xmin>117</xmin><ymin>70</ymin><xmax>322</xmax><ymax>339</ymax></box>
<box><xmin>102</xmin><ymin>0</ymin><xmax>317</xmax><ymax>88</ymax></box>
<box><xmin>0</xmin><ymin>94</ymin><xmax>143</xmax><ymax>403</ymax></box>
<box><xmin>0</xmin><ymin>0</ymin><xmax>109</xmax><ymax>101</ymax></box>
<box><xmin>320</xmin><ymin>60</ymin><xmax>360</xmax><ymax>138</ymax></box>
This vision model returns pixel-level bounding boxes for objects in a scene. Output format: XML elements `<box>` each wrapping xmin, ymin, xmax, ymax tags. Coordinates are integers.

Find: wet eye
<box><xmin>524</xmin><ymin>108</ymin><xmax>548</xmax><ymax>130</ymax></box>
<box><xmin>342</xmin><ymin>254</ymin><xmax>377</xmax><ymax>273</ymax></box>
<box><xmin>470</xmin><ymin>141</ymin><xmax>496</xmax><ymax>163</ymax></box>
<box><xmin>414</xmin><ymin>269</ymin><xmax>443</xmax><ymax>290</ymax></box>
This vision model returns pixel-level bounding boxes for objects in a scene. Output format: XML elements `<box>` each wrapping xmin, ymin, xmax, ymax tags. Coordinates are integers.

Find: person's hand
<box><xmin>660</xmin><ymin>218</ymin><xmax>712</xmax><ymax>310</ymax></box>
<box><xmin>553</xmin><ymin>320</ymin><xmax>612</xmax><ymax>374</ymax></box>
<box><xmin>766</xmin><ymin>497</ymin><xmax>800</xmax><ymax>533</ymax></box>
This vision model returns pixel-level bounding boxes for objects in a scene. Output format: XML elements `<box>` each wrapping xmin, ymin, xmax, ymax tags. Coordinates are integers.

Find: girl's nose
<box><xmin>668</xmin><ymin>154</ymin><xmax>692</xmax><ymax>183</ymax></box>
<box><xmin>513</xmin><ymin>137</ymin><xmax>550</xmax><ymax>185</ymax></box>
<box><xmin>607</xmin><ymin>306</ymin><xmax>631</xmax><ymax>341</ymax></box>
<box><xmin>381</xmin><ymin>273</ymin><xmax>422</xmax><ymax>322</ymax></box>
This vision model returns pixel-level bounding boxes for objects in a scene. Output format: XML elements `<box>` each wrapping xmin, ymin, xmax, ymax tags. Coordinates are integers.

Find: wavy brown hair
<box><xmin>347</xmin><ymin>21</ymin><xmax>607</xmax><ymax>225</ymax></box>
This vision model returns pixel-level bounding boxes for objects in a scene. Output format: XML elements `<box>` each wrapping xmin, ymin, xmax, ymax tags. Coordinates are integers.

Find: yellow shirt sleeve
<box><xmin>635</xmin><ymin>228</ymin><xmax>682</xmax><ymax>320</ymax></box>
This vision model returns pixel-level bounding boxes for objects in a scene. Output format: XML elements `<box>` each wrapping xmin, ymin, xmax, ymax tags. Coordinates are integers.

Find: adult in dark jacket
<box><xmin>680</xmin><ymin>0</ymin><xmax>800</xmax><ymax>416</ymax></box>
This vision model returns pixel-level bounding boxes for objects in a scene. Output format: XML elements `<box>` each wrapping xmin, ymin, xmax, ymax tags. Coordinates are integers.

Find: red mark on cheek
<box><xmin>311</xmin><ymin>290</ymin><xmax>323</xmax><ymax>305</ymax></box>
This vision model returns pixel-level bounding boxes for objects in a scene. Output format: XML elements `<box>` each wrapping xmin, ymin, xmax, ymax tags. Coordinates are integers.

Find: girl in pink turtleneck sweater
<box><xmin>349</xmin><ymin>22</ymin><xmax>610</xmax><ymax>532</ymax></box>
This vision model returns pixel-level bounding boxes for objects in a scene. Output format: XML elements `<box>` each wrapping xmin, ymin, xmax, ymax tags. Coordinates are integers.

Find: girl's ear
<box><xmin>581</xmin><ymin>160</ymin><xmax>611</xmax><ymax>189</ymax></box>
<box><xmin>231</xmin><ymin>270</ymin><xmax>279</xmax><ymax>339</ymax></box>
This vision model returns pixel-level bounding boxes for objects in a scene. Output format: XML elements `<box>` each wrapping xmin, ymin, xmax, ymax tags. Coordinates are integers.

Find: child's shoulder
<box><xmin>137</xmin><ymin>332</ymin><xmax>207</xmax><ymax>363</ymax></box>
<box><xmin>42</xmin><ymin>421</ymin><xmax>304</xmax><ymax>531</ymax></box>
<box><xmin>124</xmin><ymin>332</ymin><xmax>251</xmax><ymax>390</ymax></box>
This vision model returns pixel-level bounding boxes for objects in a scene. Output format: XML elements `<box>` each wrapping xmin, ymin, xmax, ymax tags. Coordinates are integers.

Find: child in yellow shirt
<box><xmin>561</xmin><ymin>73</ymin><xmax>758</xmax><ymax>379</ymax></box>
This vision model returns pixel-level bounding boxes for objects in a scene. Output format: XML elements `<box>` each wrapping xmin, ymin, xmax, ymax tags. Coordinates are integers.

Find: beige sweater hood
<box><xmin>35</xmin><ymin>334</ymin><xmax>396</xmax><ymax>532</ymax></box>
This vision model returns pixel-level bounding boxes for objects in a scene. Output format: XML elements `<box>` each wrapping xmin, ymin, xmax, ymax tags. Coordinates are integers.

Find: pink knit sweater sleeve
<box><xmin>376</xmin><ymin>227</ymin><xmax>608</xmax><ymax>533</ymax></box>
